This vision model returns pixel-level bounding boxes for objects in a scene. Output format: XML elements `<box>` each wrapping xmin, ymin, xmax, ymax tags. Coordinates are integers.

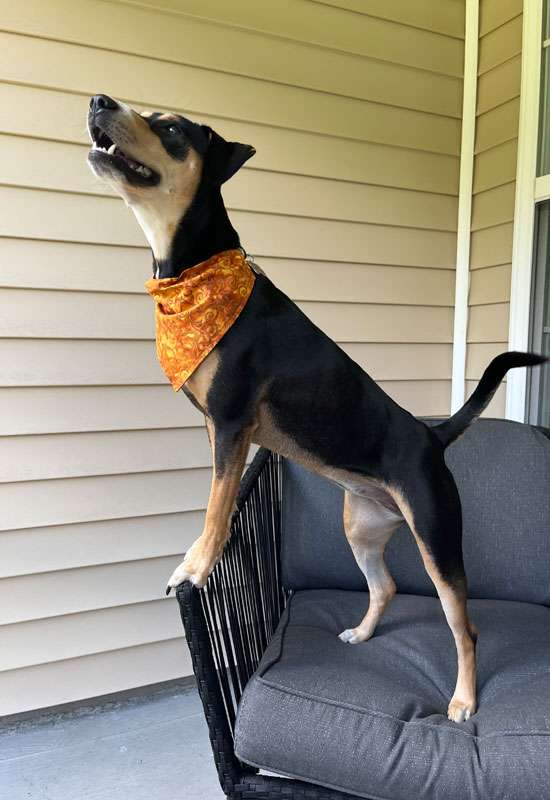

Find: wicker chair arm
<box><xmin>176</xmin><ymin>448</ymin><xmax>286</xmax><ymax>794</ymax></box>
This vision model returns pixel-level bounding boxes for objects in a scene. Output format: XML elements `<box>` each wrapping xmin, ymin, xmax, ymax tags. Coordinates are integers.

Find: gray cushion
<box><xmin>235</xmin><ymin>590</ymin><xmax>550</xmax><ymax>800</ymax></box>
<box><xmin>281</xmin><ymin>419</ymin><xmax>550</xmax><ymax>604</ymax></box>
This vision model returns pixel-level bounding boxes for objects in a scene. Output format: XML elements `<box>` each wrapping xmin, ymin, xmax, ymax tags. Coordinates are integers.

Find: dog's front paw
<box><xmin>165</xmin><ymin>561</ymin><xmax>196</xmax><ymax>594</ymax></box>
<box><xmin>447</xmin><ymin>696</ymin><xmax>476</xmax><ymax>723</ymax></box>
<box><xmin>166</xmin><ymin>558</ymin><xmax>210</xmax><ymax>593</ymax></box>
<box><xmin>165</xmin><ymin>539</ymin><xmax>219</xmax><ymax>593</ymax></box>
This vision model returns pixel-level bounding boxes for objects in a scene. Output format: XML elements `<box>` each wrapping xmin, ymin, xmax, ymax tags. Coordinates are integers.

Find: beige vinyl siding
<box><xmin>0</xmin><ymin>641</ymin><xmax>193</xmax><ymax>717</ymax></box>
<box><xmin>305</xmin><ymin>1</ymin><xmax>466</xmax><ymax>38</ymax></box>
<box><xmin>467</xmin><ymin>0</ymin><xmax>522</xmax><ymax>418</ymax></box>
<box><xmin>0</xmin><ymin>0</ymin><xmax>462</xmax><ymax>714</ymax></box>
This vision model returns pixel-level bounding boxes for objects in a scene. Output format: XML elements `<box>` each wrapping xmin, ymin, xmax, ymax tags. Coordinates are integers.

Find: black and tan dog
<box><xmin>87</xmin><ymin>94</ymin><xmax>546</xmax><ymax>723</ymax></box>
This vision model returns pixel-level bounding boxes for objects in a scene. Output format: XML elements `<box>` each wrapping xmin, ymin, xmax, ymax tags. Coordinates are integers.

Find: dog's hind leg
<box><xmin>339</xmin><ymin>491</ymin><xmax>402</xmax><ymax>645</ymax></box>
<box><xmin>388</xmin><ymin>466</ymin><xmax>477</xmax><ymax>722</ymax></box>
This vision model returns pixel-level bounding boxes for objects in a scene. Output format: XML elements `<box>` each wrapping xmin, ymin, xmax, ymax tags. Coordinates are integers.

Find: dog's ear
<box><xmin>201</xmin><ymin>126</ymin><xmax>255</xmax><ymax>184</ymax></box>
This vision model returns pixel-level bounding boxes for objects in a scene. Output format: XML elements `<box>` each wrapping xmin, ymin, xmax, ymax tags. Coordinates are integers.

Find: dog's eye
<box><xmin>167</xmin><ymin>125</ymin><xmax>180</xmax><ymax>135</ymax></box>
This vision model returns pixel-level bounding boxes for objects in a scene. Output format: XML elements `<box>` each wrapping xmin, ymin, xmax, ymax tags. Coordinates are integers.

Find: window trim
<box><xmin>535</xmin><ymin>172</ymin><xmax>550</xmax><ymax>201</ymax></box>
<box><xmin>526</xmin><ymin>203</ymin><xmax>549</xmax><ymax>421</ymax></box>
<box><xmin>506</xmin><ymin>0</ymin><xmax>544</xmax><ymax>421</ymax></box>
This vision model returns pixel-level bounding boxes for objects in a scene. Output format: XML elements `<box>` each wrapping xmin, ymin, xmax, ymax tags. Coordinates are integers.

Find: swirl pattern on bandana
<box><xmin>145</xmin><ymin>249</ymin><xmax>255</xmax><ymax>391</ymax></box>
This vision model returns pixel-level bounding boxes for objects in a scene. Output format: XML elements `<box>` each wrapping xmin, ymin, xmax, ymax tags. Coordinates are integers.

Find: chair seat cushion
<box><xmin>234</xmin><ymin>591</ymin><xmax>550</xmax><ymax>800</ymax></box>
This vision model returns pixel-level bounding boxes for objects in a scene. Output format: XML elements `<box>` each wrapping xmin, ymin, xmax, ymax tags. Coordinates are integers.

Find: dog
<box><xmin>87</xmin><ymin>94</ymin><xmax>546</xmax><ymax>722</ymax></box>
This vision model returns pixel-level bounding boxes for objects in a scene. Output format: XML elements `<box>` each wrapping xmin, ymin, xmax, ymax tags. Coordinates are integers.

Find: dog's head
<box><xmin>87</xmin><ymin>94</ymin><xmax>255</xmax><ymax>264</ymax></box>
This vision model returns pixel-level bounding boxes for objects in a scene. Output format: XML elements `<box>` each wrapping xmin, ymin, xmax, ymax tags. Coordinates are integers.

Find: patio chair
<box><xmin>176</xmin><ymin>418</ymin><xmax>550</xmax><ymax>800</ymax></box>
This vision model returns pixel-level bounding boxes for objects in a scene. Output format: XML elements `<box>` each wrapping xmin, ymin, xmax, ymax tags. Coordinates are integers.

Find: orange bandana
<box><xmin>145</xmin><ymin>249</ymin><xmax>255</xmax><ymax>391</ymax></box>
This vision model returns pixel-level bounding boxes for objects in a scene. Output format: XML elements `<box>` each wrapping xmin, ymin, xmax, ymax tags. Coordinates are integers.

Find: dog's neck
<box><xmin>135</xmin><ymin>184</ymin><xmax>241</xmax><ymax>279</ymax></box>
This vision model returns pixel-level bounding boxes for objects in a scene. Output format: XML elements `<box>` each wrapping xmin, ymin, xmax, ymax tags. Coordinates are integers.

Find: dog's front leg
<box><xmin>166</xmin><ymin>422</ymin><xmax>253</xmax><ymax>592</ymax></box>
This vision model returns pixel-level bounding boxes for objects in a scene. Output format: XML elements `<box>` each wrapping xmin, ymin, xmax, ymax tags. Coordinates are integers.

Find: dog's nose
<box><xmin>89</xmin><ymin>94</ymin><xmax>119</xmax><ymax>114</ymax></box>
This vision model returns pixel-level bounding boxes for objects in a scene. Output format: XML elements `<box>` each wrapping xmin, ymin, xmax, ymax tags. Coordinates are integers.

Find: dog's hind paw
<box><xmin>339</xmin><ymin>628</ymin><xmax>370</xmax><ymax>645</ymax></box>
<box><xmin>447</xmin><ymin>697</ymin><xmax>476</xmax><ymax>723</ymax></box>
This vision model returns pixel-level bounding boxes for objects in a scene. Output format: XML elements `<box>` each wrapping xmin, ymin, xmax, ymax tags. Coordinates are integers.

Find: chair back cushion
<box><xmin>281</xmin><ymin>419</ymin><xmax>550</xmax><ymax>604</ymax></box>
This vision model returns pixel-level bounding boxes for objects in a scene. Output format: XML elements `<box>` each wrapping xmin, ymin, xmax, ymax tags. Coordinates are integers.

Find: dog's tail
<box><xmin>432</xmin><ymin>351</ymin><xmax>548</xmax><ymax>448</ymax></box>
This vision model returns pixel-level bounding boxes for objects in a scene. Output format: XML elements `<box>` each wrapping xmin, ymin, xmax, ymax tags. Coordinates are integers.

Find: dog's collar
<box><xmin>145</xmin><ymin>249</ymin><xmax>256</xmax><ymax>391</ymax></box>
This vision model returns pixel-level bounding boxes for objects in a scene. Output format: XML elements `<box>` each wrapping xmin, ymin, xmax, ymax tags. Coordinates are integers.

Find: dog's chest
<box><xmin>182</xmin><ymin>350</ymin><xmax>220</xmax><ymax>412</ymax></box>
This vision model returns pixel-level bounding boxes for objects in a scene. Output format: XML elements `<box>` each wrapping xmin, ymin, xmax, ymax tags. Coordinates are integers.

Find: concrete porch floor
<box><xmin>0</xmin><ymin>682</ymin><xmax>226</xmax><ymax>799</ymax></box>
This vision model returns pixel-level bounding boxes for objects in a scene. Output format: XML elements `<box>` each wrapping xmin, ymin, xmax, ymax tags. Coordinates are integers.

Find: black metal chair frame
<box><xmin>177</xmin><ymin>448</ymin><xmax>360</xmax><ymax>800</ymax></box>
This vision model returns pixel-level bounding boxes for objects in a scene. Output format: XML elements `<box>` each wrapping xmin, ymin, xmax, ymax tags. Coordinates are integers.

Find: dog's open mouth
<box><xmin>89</xmin><ymin>126</ymin><xmax>159</xmax><ymax>185</ymax></box>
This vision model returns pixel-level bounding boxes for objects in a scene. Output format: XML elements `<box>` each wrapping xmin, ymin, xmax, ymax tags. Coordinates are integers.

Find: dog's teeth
<box><xmin>107</xmin><ymin>144</ymin><xmax>116</xmax><ymax>155</ymax></box>
<box><xmin>131</xmin><ymin>163</ymin><xmax>151</xmax><ymax>177</ymax></box>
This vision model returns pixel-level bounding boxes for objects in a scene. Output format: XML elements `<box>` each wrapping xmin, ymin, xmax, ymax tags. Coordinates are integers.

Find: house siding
<box><xmin>0</xmin><ymin>0</ymin><xmax>463</xmax><ymax>714</ymax></box>
<box><xmin>467</xmin><ymin>0</ymin><xmax>523</xmax><ymax>415</ymax></box>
